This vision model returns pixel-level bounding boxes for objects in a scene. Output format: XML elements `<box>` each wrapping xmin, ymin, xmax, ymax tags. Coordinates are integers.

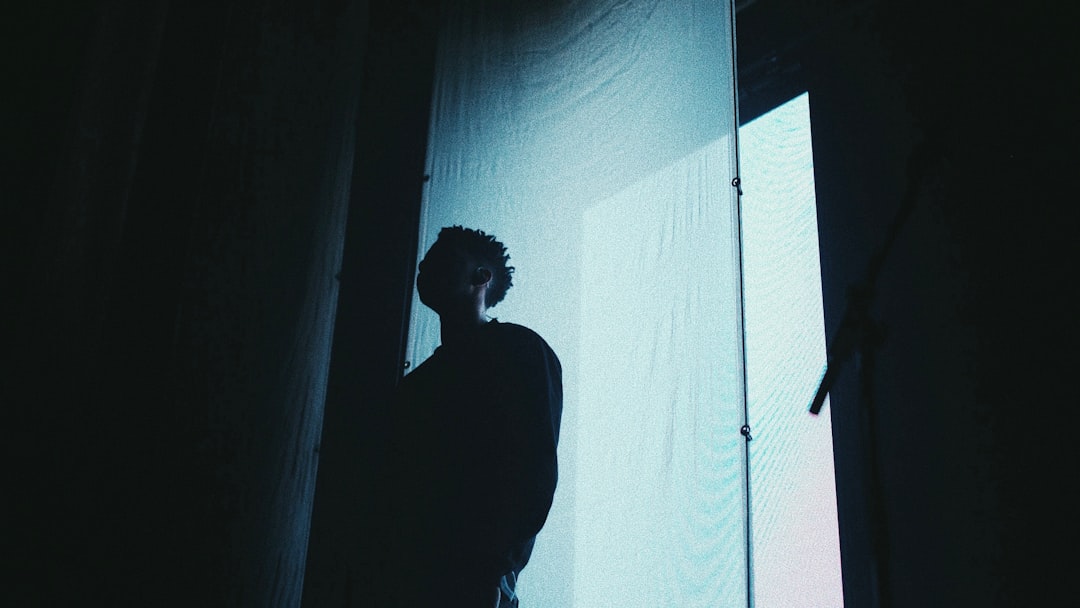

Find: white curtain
<box><xmin>405</xmin><ymin>1</ymin><xmax>746</xmax><ymax>605</ymax></box>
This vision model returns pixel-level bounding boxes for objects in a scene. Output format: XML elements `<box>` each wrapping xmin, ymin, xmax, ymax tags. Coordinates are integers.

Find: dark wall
<box><xmin>5</xmin><ymin>1</ymin><xmax>369</xmax><ymax>605</ymax></box>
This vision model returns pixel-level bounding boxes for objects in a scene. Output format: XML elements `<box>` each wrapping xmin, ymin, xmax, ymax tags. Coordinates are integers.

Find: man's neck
<box><xmin>439</xmin><ymin>313</ymin><xmax>492</xmax><ymax>347</ymax></box>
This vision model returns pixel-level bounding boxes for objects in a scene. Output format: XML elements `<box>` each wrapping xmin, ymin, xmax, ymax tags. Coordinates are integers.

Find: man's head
<box><xmin>416</xmin><ymin>226</ymin><xmax>515</xmax><ymax>316</ymax></box>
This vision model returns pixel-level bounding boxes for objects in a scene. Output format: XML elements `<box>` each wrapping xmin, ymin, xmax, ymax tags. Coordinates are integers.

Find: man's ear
<box><xmin>471</xmin><ymin>267</ymin><xmax>492</xmax><ymax>286</ymax></box>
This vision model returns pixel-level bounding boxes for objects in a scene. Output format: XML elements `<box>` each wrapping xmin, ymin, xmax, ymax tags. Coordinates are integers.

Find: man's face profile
<box><xmin>416</xmin><ymin>241</ymin><xmax>473</xmax><ymax>314</ymax></box>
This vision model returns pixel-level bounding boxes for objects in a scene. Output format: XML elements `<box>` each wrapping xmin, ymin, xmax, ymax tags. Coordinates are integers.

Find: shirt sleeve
<box><xmin>470</xmin><ymin>325</ymin><xmax>563</xmax><ymax>581</ymax></box>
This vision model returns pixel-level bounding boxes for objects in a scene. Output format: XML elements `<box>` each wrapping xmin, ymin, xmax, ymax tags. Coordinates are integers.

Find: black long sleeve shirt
<box><xmin>382</xmin><ymin>320</ymin><xmax>563</xmax><ymax>591</ymax></box>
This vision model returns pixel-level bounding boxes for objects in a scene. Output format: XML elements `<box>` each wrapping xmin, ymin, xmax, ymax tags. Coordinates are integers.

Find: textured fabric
<box><xmin>407</xmin><ymin>1</ymin><xmax>743</xmax><ymax>605</ymax></box>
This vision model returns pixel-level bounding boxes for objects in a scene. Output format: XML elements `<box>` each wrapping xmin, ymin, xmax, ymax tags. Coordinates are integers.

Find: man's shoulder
<box><xmin>488</xmin><ymin>321</ymin><xmax>551</xmax><ymax>348</ymax></box>
<box><xmin>486</xmin><ymin>321</ymin><xmax>560</xmax><ymax>363</ymax></box>
<box><xmin>488</xmin><ymin>320</ymin><xmax>540</xmax><ymax>338</ymax></box>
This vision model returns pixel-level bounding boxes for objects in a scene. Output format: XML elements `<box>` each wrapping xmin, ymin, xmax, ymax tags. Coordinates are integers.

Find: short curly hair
<box><xmin>436</xmin><ymin>225</ymin><xmax>515</xmax><ymax>308</ymax></box>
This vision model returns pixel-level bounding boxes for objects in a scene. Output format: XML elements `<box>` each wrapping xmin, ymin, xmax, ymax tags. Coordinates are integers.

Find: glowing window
<box><xmin>741</xmin><ymin>91</ymin><xmax>843</xmax><ymax>607</ymax></box>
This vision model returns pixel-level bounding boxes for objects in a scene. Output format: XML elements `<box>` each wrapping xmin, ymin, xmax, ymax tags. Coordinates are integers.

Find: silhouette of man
<box><xmin>380</xmin><ymin>226</ymin><xmax>563</xmax><ymax>607</ymax></box>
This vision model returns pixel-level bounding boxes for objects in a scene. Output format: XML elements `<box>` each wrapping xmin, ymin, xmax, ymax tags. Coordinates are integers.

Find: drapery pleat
<box><xmin>407</xmin><ymin>1</ymin><xmax>744</xmax><ymax>605</ymax></box>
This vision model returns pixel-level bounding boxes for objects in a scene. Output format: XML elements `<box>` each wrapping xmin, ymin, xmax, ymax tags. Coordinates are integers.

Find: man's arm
<box><xmin>470</xmin><ymin>324</ymin><xmax>563</xmax><ymax>579</ymax></box>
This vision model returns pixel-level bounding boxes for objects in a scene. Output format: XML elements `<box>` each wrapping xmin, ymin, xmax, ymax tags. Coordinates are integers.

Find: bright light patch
<box><xmin>575</xmin><ymin>136</ymin><xmax>748</xmax><ymax>606</ymax></box>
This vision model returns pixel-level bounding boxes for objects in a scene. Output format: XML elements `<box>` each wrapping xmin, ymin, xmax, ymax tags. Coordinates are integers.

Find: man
<box><xmin>380</xmin><ymin>226</ymin><xmax>563</xmax><ymax>607</ymax></box>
